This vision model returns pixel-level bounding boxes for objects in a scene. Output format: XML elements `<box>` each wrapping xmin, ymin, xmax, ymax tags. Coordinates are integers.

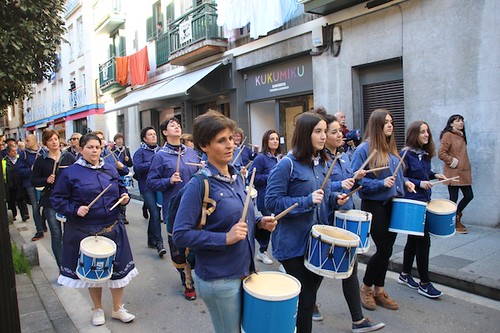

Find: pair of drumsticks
<box><xmin>87</xmin><ymin>184</ymin><xmax>126</xmax><ymax>211</ymax></box>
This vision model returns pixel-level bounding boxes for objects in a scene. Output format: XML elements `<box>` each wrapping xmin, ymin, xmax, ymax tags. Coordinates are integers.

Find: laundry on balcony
<box><xmin>113</xmin><ymin>46</ymin><xmax>151</xmax><ymax>86</ymax></box>
<box><xmin>129</xmin><ymin>46</ymin><xmax>150</xmax><ymax>85</ymax></box>
<box><xmin>216</xmin><ymin>0</ymin><xmax>303</xmax><ymax>39</ymax></box>
<box><xmin>115</xmin><ymin>55</ymin><xmax>129</xmax><ymax>86</ymax></box>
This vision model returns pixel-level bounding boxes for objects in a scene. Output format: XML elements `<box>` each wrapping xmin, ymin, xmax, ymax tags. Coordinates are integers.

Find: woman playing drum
<box><xmin>51</xmin><ymin>133</ymin><xmax>138</xmax><ymax>326</ymax></box>
<box><xmin>398</xmin><ymin>121</ymin><xmax>446</xmax><ymax>298</ymax></box>
<box><xmin>322</xmin><ymin>112</ymin><xmax>384</xmax><ymax>332</ymax></box>
<box><xmin>265</xmin><ymin>111</ymin><xmax>348</xmax><ymax>333</ymax></box>
<box><xmin>351</xmin><ymin>109</ymin><xmax>415</xmax><ymax>311</ymax></box>
<box><xmin>31</xmin><ymin>129</ymin><xmax>76</xmax><ymax>267</ymax></box>
<box><xmin>173</xmin><ymin>110</ymin><xmax>276</xmax><ymax>333</ymax></box>
<box><xmin>249</xmin><ymin>129</ymin><xmax>282</xmax><ymax>265</ymax></box>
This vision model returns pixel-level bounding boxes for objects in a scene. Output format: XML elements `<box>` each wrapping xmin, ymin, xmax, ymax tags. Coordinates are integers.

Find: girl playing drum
<box><xmin>398</xmin><ymin>121</ymin><xmax>446</xmax><ymax>298</ymax></box>
<box><xmin>351</xmin><ymin>109</ymin><xmax>415</xmax><ymax>311</ymax></box>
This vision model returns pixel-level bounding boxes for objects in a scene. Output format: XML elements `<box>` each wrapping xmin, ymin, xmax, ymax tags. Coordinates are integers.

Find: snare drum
<box><xmin>304</xmin><ymin>225</ymin><xmax>359</xmax><ymax>279</ymax></box>
<box><xmin>334</xmin><ymin>210</ymin><xmax>372</xmax><ymax>254</ymax></box>
<box><xmin>389</xmin><ymin>198</ymin><xmax>427</xmax><ymax>236</ymax></box>
<box><xmin>426</xmin><ymin>199</ymin><xmax>457</xmax><ymax>238</ymax></box>
<box><xmin>242</xmin><ymin>272</ymin><xmax>301</xmax><ymax>333</ymax></box>
<box><xmin>76</xmin><ymin>236</ymin><xmax>117</xmax><ymax>283</ymax></box>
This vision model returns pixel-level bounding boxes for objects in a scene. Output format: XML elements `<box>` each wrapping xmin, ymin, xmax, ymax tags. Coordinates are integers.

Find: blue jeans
<box><xmin>142</xmin><ymin>190</ymin><xmax>163</xmax><ymax>245</ymax></box>
<box><xmin>44</xmin><ymin>207</ymin><xmax>62</xmax><ymax>267</ymax></box>
<box><xmin>26</xmin><ymin>186</ymin><xmax>43</xmax><ymax>233</ymax></box>
<box><xmin>194</xmin><ymin>272</ymin><xmax>242</xmax><ymax>333</ymax></box>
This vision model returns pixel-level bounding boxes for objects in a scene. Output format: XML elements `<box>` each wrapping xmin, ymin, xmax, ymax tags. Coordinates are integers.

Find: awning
<box><xmin>142</xmin><ymin>62</ymin><xmax>222</xmax><ymax>102</ymax></box>
<box><xmin>105</xmin><ymin>81</ymin><xmax>167</xmax><ymax>113</ymax></box>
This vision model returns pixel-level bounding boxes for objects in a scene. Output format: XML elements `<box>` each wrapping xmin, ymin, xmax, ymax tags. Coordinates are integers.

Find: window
<box><xmin>68</xmin><ymin>24</ymin><xmax>75</xmax><ymax>61</ymax></box>
<box><xmin>77</xmin><ymin>17</ymin><xmax>84</xmax><ymax>56</ymax></box>
<box><xmin>147</xmin><ymin>1</ymin><xmax>164</xmax><ymax>40</ymax></box>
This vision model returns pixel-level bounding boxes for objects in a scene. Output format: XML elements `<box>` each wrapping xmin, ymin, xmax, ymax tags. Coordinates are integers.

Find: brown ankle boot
<box><xmin>455</xmin><ymin>212</ymin><xmax>468</xmax><ymax>234</ymax></box>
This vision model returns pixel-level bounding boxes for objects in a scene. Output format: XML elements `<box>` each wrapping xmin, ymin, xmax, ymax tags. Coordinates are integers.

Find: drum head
<box><xmin>80</xmin><ymin>236</ymin><xmax>117</xmax><ymax>258</ymax></box>
<box><xmin>311</xmin><ymin>225</ymin><xmax>360</xmax><ymax>247</ymax></box>
<box><xmin>427</xmin><ymin>199</ymin><xmax>457</xmax><ymax>215</ymax></box>
<box><xmin>243</xmin><ymin>272</ymin><xmax>301</xmax><ymax>301</ymax></box>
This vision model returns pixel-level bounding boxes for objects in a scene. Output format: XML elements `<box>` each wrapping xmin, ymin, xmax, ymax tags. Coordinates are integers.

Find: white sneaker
<box><xmin>256</xmin><ymin>251</ymin><xmax>273</xmax><ymax>265</ymax></box>
<box><xmin>278</xmin><ymin>264</ymin><xmax>286</xmax><ymax>273</ymax></box>
<box><xmin>92</xmin><ymin>308</ymin><xmax>105</xmax><ymax>326</ymax></box>
<box><xmin>112</xmin><ymin>305</ymin><xmax>135</xmax><ymax>323</ymax></box>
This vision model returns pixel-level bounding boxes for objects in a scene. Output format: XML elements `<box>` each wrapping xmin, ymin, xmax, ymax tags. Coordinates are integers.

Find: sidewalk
<box><xmin>9</xmin><ymin>196</ymin><xmax>500</xmax><ymax>332</ymax></box>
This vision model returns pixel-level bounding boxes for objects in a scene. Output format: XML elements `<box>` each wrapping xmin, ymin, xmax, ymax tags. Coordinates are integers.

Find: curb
<box><xmin>358</xmin><ymin>254</ymin><xmax>500</xmax><ymax>301</ymax></box>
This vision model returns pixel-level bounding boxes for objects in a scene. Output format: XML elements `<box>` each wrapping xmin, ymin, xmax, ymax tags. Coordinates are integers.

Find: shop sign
<box><xmin>245</xmin><ymin>57</ymin><xmax>312</xmax><ymax>100</ymax></box>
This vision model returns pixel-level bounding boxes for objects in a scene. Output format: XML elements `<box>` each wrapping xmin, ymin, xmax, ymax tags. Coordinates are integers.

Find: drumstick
<box><xmin>88</xmin><ymin>184</ymin><xmax>112</xmax><ymax>208</ymax></box>
<box><xmin>103</xmin><ymin>151</ymin><xmax>114</xmax><ymax>160</ymax></box>
<box><xmin>51</xmin><ymin>159</ymin><xmax>58</xmax><ymax>175</ymax></box>
<box><xmin>109</xmin><ymin>196</ymin><xmax>127</xmax><ymax>211</ymax></box>
<box><xmin>273</xmin><ymin>203</ymin><xmax>298</xmax><ymax>221</ymax></box>
<box><xmin>240</xmin><ymin>168</ymin><xmax>256</xmax><ymax>222</ymax></box>
<box><xmin>344</xmin><ymin>186</ymin><xmax>362</xmax><ymax>199</ymax></box>
<box><xmin>320</xmin><ymin>154</ymin><xmax>340</xmax><ymax>191</ymax></box>
<box><xmin>110</xmin><ymin>150</ymin><xmax>119</xmax><ymax>163</ymax></box>
<box><xmin>232</xmin><ymin>146</ymin><xmax>244</xmax><ymax>165</ymax></box>
<box><xmin>59</xmin><ymin>165</ymin><xmax>68</xmax><ymax>169</ymax></box>
<box><xmin>357</xmin><ymin>149</ymin><xmax>378</xmax><ymax>172</ymax></box>
<box><xmin>392</xmin><ymin>148</ymin><xmax>408</xmax><ymax>177</ymax></box>
<box><xmin>186</xmin><ymin>162</ymin><xmax>203</xmax><ymax>167</ymax></box>
<box><xmin>176</xmin><ymin>148</ymin><xmax>182</xmax><ymax>173</ymax></box>
<box><xmin>430</xmin><ymin>176</ymin><xmax>460</xmax><ymax>185</ymax></box>
<box><xmin>245</xmin><ymin>160</ymin><xmax>253</xmax><ymax>169</ymax></box>
<box><xmin>364</xmin><ymin>166</ymin><xmax>389</xmax><ymax>174</ymax></box>
<box><xmin>239</xmin><ymin>136</ymin><xmax>247</xmax><ymax>149</ymax></box>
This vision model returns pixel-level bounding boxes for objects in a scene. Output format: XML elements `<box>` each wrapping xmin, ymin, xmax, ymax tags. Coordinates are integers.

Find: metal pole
<box><xmin>0</xmin><ymin>163</ymin><xmax>21</xmax><ymax>332</ymax></box>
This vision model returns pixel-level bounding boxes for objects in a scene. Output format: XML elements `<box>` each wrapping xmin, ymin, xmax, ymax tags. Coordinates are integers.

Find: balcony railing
<box><xmin>156</xmin><ymin>32</ymin><xmax>170</xmax><ymax>67</ymax></box>
<box><xmin>99</xmin><ymin>57</ymin><xmax>125</xmax><ymax>93</ymax></box>
<box><xmin>93</xmin><ymin>0</ymin><xmax>125</xmax><ymax>34</ymax></box>
<box><xmin>169</xmin><ymin>3</ymin><xmax>223</xmax><ymax>54</ymax></box>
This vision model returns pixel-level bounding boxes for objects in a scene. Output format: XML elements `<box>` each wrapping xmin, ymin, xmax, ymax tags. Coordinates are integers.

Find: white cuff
<box><xmin>450</xmin><ymin>158</ymin><xmax>458</xmax><ymax>169</ymax></box>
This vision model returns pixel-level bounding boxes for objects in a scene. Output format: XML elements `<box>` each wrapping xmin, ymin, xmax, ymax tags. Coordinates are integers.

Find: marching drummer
<box><xmin>173</xmin><ymin>110</ymin><xmax>276</xmax><ymax>333</ymax></box>
<box><xmin>265</xmin><ymin>111</ymin><xmax>348</xmax><ymax>333</ymax></box>
<box><xmin>320</xmin><ymin>111</ymin><xmax>384</xmax><ymax>332</ymax></box>
<box><xmin>51</xmin><ymin>133</ymin><xmax>138</xmax><ymax>326</ymax></box>
<box><xmin>146</xmin><ymin>117</ymin><xmax>200</xmax><ymax>301</ymax></box>
<box><xmin>397</xmin><ymin>121</ymin><xmax>446</xmax><ymax>298</ymax></box>
<box><xmin>351</xmin><ymin>109</ymin><xmax>415</xmax><ymax>312</ymax></box>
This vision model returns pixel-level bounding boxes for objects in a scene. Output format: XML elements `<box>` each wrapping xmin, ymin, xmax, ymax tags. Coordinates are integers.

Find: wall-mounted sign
<box><xmin>179</xmin><ymin>17</ymin><xmax>193</xmax><ymax>44</ymax></box>
<box><xmin>245</xmin><ymin>57</ymin><xmax>313</xmax><ymax>101</ymax></box>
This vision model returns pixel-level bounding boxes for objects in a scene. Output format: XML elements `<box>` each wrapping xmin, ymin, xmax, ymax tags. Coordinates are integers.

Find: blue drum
<box><xmin>76</xmin><ymin>236</ymin><xmax>116</xmax><ymax>283</ymax></box>
<box><xmin>55</xmin><ymin>213</ymin><xmax>67</xmax><ymax>223</ymax></box>
<box><xmin>426</xmin><ymin>199</ymin><xmax>457</xmax><ymax>238</ymax></box>
<box><xmin>334</xmin><ymin>210</ymin><xmax>372</xmax><ymax>254</ymax></box>
<box><xmin>304</xmin><ymin>225</ymin><xmax>359</xmax><ymax>279</ymax></box>
<box><xmin>242</xmin><ymin>272</ymin><xmax>301</xmax><ymax>333</ymax></box>
<box><xmin>122</xmin><ymin>175</ymin><xmax>133</xmax><ymax>188</ymax></box>
<box><xmin>389</xmin><ymin>198</ymin><xmax>427</xmax><ymax>236</ymax></box>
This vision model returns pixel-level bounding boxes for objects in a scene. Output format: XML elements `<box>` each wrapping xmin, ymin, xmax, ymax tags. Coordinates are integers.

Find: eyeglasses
<box><xmin>70</xmin><ymin>138</ymin><xmax>79</xmax><ymax>141</ymax></box>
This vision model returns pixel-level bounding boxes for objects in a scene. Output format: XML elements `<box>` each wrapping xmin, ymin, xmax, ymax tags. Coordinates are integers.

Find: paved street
<box><xmin>15</xmin><ymin>198</ymin><xmax>500</xmax><ymax>333</ymax></box>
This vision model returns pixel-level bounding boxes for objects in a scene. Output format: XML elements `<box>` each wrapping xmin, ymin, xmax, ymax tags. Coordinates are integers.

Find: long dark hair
<box><xmin>440</xmin><ymin>114</ymin><xmax>467</xmax><ymax>144</ymax></box>
<box><xmin>405</xmin><ymin>121</ymin><xmax>435</xmax><ymax>160</ymax></box>
<box><xmin>291</xmin><ymin>112</ymin><xmax>328</xmax><ymax>163</ymax></box>
<box><xmin>261</xmin><ymin>129</ymin><xmax>281</xmax><ymax>156</ymax></box>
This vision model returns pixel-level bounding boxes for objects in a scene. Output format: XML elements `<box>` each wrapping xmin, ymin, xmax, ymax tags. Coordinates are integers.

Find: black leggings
<box><xmin>361</xmin><ymin>199</ymin><xmax>396</xmax><ymax>287</ymax></box>
<box><xmin>342</xmin><ymin>261</ymin><xmax>364</xmax><ymax>321</ymax></box>
<box><xmin>281</xmin><ymin>256</ymin><xmax>323</xmax><ymax>333</ymax></box>
<box><xmin>402</xmin><ymin>229</ymin><xmax>431</xmax><ymax>283</ymax></box>
<box><xmin>448</xmin><ymin>185</ymin><xmax>474</xmax><ymax>214</ymax></box>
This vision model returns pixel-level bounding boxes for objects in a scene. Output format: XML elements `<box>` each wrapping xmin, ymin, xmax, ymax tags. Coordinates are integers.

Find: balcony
<box><xmin>65</xmin><ymin>0</ymin><xmax>82</xmax><ymax>18</ymax></box>
<box><xmin>300</xmin><ymin>0</ymin><xmax>367</xmax><ymax>15</ymax></box>
<box><xmin>93</xmin><ymin>0</ymin><xmax>125</xmax><ymax>34</ymax></box>
<box><xmin>99</xmin><ymin>57</ymin><xmax>125</xmax><ymax>93</ymax></box>
<box><xmin>156</xmin><ymin>32</ymin><xmax>170</xmax><ymax>67</ymax></box>
<box><xmin>165</xmin><ymin>2</ymin><xmax>227</xmax><ymax>66</ymax></box>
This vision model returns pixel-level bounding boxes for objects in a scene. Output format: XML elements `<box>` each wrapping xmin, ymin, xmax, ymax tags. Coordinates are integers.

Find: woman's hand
<box><xmin>420</xmin><ymin>181</ymin><xmax>433</xmax><ymax>190</ymax></box>
<box><xmin>337</xmin><ymin>193</ymin><xmax>349</xmax><ymax>206</ymax></box>
<box><xmin>170</xmin><ymin>172</ymin><xmax>183</xmax><ymax>184</ymax></box>
<box><xmin>115</xmin><ymin>161</ymin><xmax>124</xmax><ymax>170</ymax></box>
<box><xmin>311</xmin><ymin>189</ymin><xmax>324</xmax><ymax>204</ymax></box>
<box><xmin>258</xmin><ymin>216</ymin><xmax>277</xmax><ymax>232</ymax></box>
<box><xmin>120</xmin><ymin>193</ymin><xmax>130</xmax><ymax>205</ymax></box>
<box><xmin>384</xmin><ymin>176</ymin><xmax>395</xmax><ymax>188</ymax></box>
<box><xmin>226</xmin><ymin>221</ymin><xmax>248</xmax><ymax>245</ymax></box>
<box><xmin>46</xmin><ymin>174</ymin><xmax>55</xmax><ymax>184</ymax></box>
<box><xmin>435</xmin><ymin>173</ymin><xmax>446</xmax><ymax>181</ymax></box>
<box><xmin>353</xmin><ymin>169</ymin><xmax>366</xmax><ymax>180</ymax></box>
<box><xmin>405</xmin><ymin>181</ymin><xmax>416</xmax><ymax>193</ymax></box>
<box><xmin>77</xmin><ymin>205</ymin><xmax>89</xmax><ymax>217</ymax></box>
<box><xmin>341</xmin><ymin>178</ymin><xmax>355</xmax><ymax>190</ymax></box>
